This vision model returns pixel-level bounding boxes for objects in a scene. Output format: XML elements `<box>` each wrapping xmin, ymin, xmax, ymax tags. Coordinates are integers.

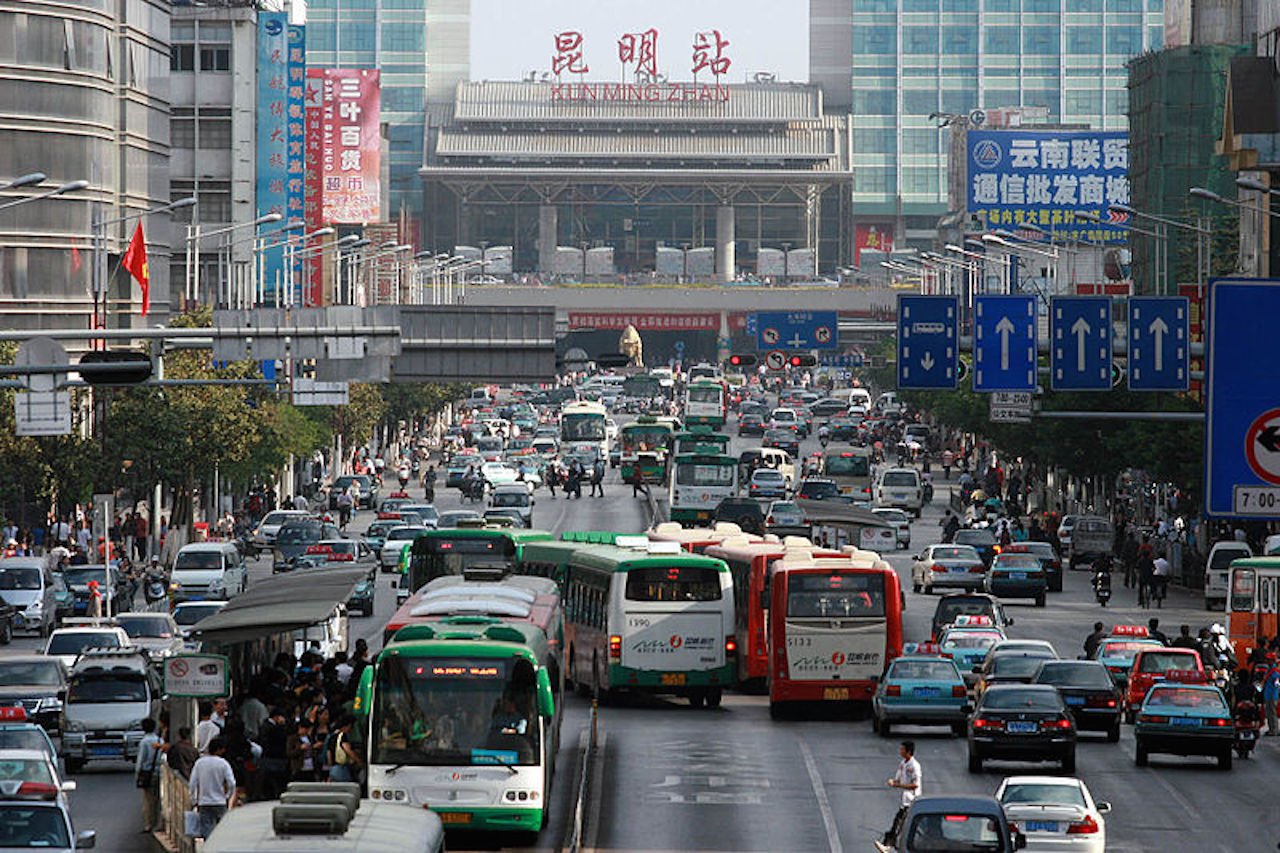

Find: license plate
<box><xmin>1064</xmin><ymin>696</ymin><xmax>1085</xmax><ymax>706</ymax></box>
<box><xmin>893</xmin><ymin>492</ymin><xmax>906</xmax><ymax>499</ymax></box>
<box><xmin>913</xmin><ymin>687</ymin><xmax>940</xmax><ymax>697</ymax></box>
<box><xmin>90</xmin><ymin>746</ymin><xmax>122</xmax><ymax>757</ymax></box>
<box><xmin>1240</xmin><ymin>730</ymin><xmax>1257</xmax><ymax>740</ymax></box>
<box><xmin>660</xmin><ymin>673</ymin><xmax>686</xmax><ymax>686</ymax></box>
<box><xmin>437</xmin><ymin>812</ymin><xmax>472</xmax><ymax>825</ymax></box>
<box><xmin>1025</xmin><ymin>821</ymin><xmax>1059</xmax><ymax>833</ymax></box>
<box><xmin>1010</xmin><ymin>572</ymin><xmax>1027</xmax><ymax>580</ymax></box>
<box><xmin>1171</xmin><ymin>717</ymin><xmax>1198</xmax><ymax>727</ymax></box>
<box><xmin>1006</xmin><ymin>721</ymin><xmax>1037</xmax><ymax>733</ymax></box>
<box><xmin>949</xmin><ymin>566</ymin><xmax>967</xmax><ymax>573</ymax></box>
<box><xmin>823</xmin><ymin>687</ymin><xmax>850</xmax><ymax>700</ymax></box>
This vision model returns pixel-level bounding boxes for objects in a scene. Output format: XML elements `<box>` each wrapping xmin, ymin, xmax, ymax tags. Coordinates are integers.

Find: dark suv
<box><xmin>272</xmin><ymin>519</ymin><xmax>344</xmax><ymax>573</ymax></box>
<box><xmin>930</xmin><ymin>592</ymin><xmax>1012</xmax><ymax>641</ymax></box>
<box><xmin>713</xmin><ymin>498</ymin><xmax>766</xmax><ymax>535</ymax></box>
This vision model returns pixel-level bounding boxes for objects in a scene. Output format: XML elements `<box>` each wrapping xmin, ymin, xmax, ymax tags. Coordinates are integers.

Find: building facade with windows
<box><xmin>167</xmin><ymin>3</ymin><xmax>259</xmax><ymax>306</ymax></box>
<box><xmin>0</xmin><ymin>0</ymin><xmax>171</xmax><ymax>332</ymax></box>
<box><xmin>815</xmin><ymin>0</ymin><xmax>1164</xmax><ymax>249</ymax></box>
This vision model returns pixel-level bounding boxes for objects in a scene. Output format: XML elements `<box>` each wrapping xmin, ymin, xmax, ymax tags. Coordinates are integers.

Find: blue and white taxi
<box><xmin>1134</xmin><ymin>673</ymin><xmax>1235</xmax><ymax>770</ymax></box>
<box><xmin>938</xmin><ymin>616</ymin><xmax>1007</xmax><ymax>686</ymax></box>
<box><xmin>1090</xmin><ymin>625</ymin><xmax>1163</xmax><ymax>691</ymax></box>
<box><xmin>872</xmin><ymin>651</ymin><xmax>971</xmax><ymax>737</ymax></box>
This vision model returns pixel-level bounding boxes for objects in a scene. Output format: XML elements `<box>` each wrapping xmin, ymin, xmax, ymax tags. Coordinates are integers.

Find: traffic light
<box><xmin>727</xmin><ymin>353</ymin><xmax>758</xmax><ymax>368</ymax></box>
<box><xmin>789</xmin><ymin>353</ymin><xmax>818</xmax><ymax>368</ymax></box>
<box><xmin>77</xmin><ymin>350</ymin><xmax>153</xmax><ymax>385</ymax></box>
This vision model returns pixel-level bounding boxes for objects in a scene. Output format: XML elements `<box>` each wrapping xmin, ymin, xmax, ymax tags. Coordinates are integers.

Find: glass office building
<box><xmin>305</xmin><ymin>0</ymin><xmax>429</xmax><ymax>218</ymax></box>
<box><xmin>835</xmin><ymin>0</ymin><xmax>1164</xmax><ymax>239</ymax></box>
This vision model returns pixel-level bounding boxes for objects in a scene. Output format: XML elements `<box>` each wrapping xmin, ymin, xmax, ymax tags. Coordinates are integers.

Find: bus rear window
<box><xmin>676</xmin><ymin>464</ymin><xmax>734</xmax><ymax>487</ymax></box>
<box><xmin>1231</xmin><ymin>569</ymin><xmax>1255</xmax><ymax>612</ymax></box>
<box><xmin>787</xmin><ymin>573</ymin><xmax>885</xmax><ymax>618</ymax></box>
<box><xmin>625</xmin><ymin>566</ymin><xmax>722</xmax><ymax>602</ymax></box>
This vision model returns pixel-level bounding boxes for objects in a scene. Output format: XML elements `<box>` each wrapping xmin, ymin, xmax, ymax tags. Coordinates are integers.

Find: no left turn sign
<box><xmin>1245</xmin><ymin>407</ymin><xmax>1280</xmax><ymax>485</ymax></box>
<box><xmin>815</xmin><ymin>326</ymin><xmax>833</xmax><ymax>344</ymax></box>
<box><xmin>765</xmin><ymin>350</ymin><xmax>786</xmax><ymax>371</ymax></box>
<box><xmin>762</xmin><ymin>327</ymin><xmax>780</xmax><ymax>345</ymax></box>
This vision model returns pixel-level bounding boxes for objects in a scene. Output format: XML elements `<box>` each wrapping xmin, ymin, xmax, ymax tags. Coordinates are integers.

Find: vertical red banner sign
<box><xmin>321</xmin><ymin>69</ymin><xmax>381</xmax><ymax>225</ymax></box>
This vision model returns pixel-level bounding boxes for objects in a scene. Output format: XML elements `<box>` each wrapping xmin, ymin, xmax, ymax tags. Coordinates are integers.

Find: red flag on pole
<box><xmin>121</xmin><ymin>222</ymin><xmax>150</xmax><ymax>316</ymax></box>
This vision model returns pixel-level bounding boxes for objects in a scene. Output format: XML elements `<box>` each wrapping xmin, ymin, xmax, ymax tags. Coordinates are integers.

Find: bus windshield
<box><xmin>372</xmin><ymin>655</ymin><xmax>540</xmax><ymax>767</ymax></box>
<box><xmin>621</xmin><ymin>429</ymin><xmax>668</xmax><ymax>453</ymax></box>
<box><xmin>562</xmin><ymin>417</ymin><xmax>605</xmax><ymax>442</ymax></box>
<box><xmin>411</xmin><ymin>537</ymin><xmax>513</xmax><ymax>587</ymax></box>
<box><xmin>823</xmin><ymin>454</ymin><xmax>869</xmax><ymax>477</ymax></box>
<box><xmin>787</xmin><ymin>572</ymin><xmax>885</xmax><ymax>618</ymax></box>
<box><xmin>675</xmin><ymin>462</ymin><xmax>734</xmax><ymax>487</ymax></box>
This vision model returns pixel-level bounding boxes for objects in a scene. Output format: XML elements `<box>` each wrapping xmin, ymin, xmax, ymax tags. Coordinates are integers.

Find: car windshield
<box><xmin>0</xmin><ymin>662</ymin><xmax>61</xmax><ymax>687</ymax></box>
<box><xmin>0</xmin><ymin>805</ymin><xmax>70</xmax><ymax>849</ymax></box>
<box><xmin>261</xmin><ymin>512</ymin><xmax>296</xmax><ymax>526</ymax></box>
<box><xmin>1138</xmin><ymin>652</ymin><xmax>1200</xmax><ymax>673</ymax></box>
<box><xmin>173</xmin><ymin>605</ymin><xmax>222</xmax><ymax>626</ymax></box>
<box><xmin>989</xmin><ymin>655</ymin><xmax>1052</xmax><ymax>677</ymax></box>
<box><xmin>993</xmin><ymin>556</ymin><xmax>1041</xmax><ymax>570</ymax></box>
<box><xmin>801</xmin><ymin>482</ymin><xmax>838</xmax><ymax>498</ymax></box>
<box><xmin>388</xmin><ymin>528</ymin><xmax>423</xmax><ymax>542</ymax></box>
<box><xmin>889</xmin><ymin>660</ymin><xmax>959</xmax><ymax>681</ymax></box>
<box><xmin>906</xmin><ymin>813</ymin><xmax>1002</xmax><ymax>851</ymax></box>
<box><xmin>0</xmin><ymin>568</ymin><xmax>41</xmax><ymax>591</ymax></box>
<box><xmin>1098</xmin><ymin>640</ymin><xmax>1156</xmax><ymax>660</ymax></box>
<box><xmin>753</xmin><ymin>471</ymin><xmax>784</xmax><ymax>483</ymax></box>
<box><xmin>942</xmin><ymin>632</ymin><xmax>1002</xmax><ymax>651</ymax></box>
<box><xmin>68</xmin><ymin>674</ymin><xmax>147</xmax><ymax>704</ymax></box>
<box><xmin>955</xmin><ymin>531</ymin><xmax>996</xmax><ymax>546</ymax></box>
<box><xmin>60</xmin><ymin>567</ymin><xmax>110</xmax><ymax>586</ymax></box>
<box><xmin>882</xmin><ymin>471</ymin><xmax>917</xmax><ymax>486</ymax></box>
<box><xmin>932</xmin><ymin>547</ymin><xmax>980</xmax><ymax>561</ymax></box>
<box><xmin>47</xmin><ymin>633</ymin><xmax>119</xmax><ymax>656</ymax></box>
<box><xmin>937</xmin><ymin>600</ymin><xmax>995</xmax><ymax>623</ymax></box>
<box><xmin>1210</xmin><ymin>548</ymin><xmax>1250</xmax><ymax>569</ymax></box>
<box><xmin>1035</xmin><ymin>662</ymin><xmax>1113</xmax><ymax>688</ymax></box>
<box><xmin>115</xmin><ymin>616</ymin><xmax>172</xmax><ymax>639</ymax></box>
<box><xmin>1001</xmin><ymin>783</ymin><xmax>1086</xmax><ymax>808</ymax></box>
<box><xmin>277</xmin><ymin>523</ymin><xmax>322</xmax><ymax>545</ymax></box>
<box><xmin>0</xmin><ymin>759</ymin><xmax>53</xmax><ymax>786</ymax></box>
<box><xmin>173</xmin><ymin>552</ymin><xmax>222</xmax><ymax>570</ymax></box>
<box><xmin>0</xmin><ymin>731</ymin><xmax>50</xmax><ymax>755</ymax></box>
<box><xmin>492</xmin><ymin>492</ymin><xmax>529</xmax><ymax>507</ymax></box>
<box><xmin>982</xmin><ymin>689</ymin><xmax>1061</xmax><ymax>711</ymax></box>
<box><xmin>1146</xmin><ymin>687</ymin><xmax>1227</xmax><ymax>710</ymax></box>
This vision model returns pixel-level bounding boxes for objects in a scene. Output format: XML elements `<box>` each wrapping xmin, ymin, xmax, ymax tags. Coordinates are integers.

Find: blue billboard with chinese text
<box><xmin>256</xmin><ymin>12</ymin><xmax>289</xmax><ymax>301</ymax></box>
<box><xmin>966</xmin><ymin>130</ymin><xmax>1129</xmax><ymax>244</ymax></box>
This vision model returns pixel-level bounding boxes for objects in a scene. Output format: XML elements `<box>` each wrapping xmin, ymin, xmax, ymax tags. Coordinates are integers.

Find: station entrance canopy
<box><xmin>420</xmin><ymin>81</ymin><xmax>854</xmax><ymax>278</ymax></box>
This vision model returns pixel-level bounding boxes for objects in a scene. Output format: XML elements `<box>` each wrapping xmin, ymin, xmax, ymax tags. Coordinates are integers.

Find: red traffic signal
<box><xmin>789</xmin><ymin>354</ymin><xmax>818</xmax><ymax>368</ymax></box>
<box><xmin>727</xmin><ymin>353</ymin><xmax>758</xmax><ymax>367</ymax></box>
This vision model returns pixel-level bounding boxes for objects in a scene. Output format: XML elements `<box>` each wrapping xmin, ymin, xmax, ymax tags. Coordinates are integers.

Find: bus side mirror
<box><xmin>354</xmin><ymin>665</ymin><xmax>374</xmax><ymax>716</ymax></box>
<box><xmin>536</xmin><ymin>668</ymin><xmax>555</xmax><ymax>718</ymax></box>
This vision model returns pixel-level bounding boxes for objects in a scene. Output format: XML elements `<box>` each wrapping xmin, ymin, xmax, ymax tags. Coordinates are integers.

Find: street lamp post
<box><xmin>1191</xmin><ymin>185</ymin><xmax>1280</xmax><ymax>276</ymax></box>
<box><xmin>0</xmin><ymin>178</ymin><xmax>88</xmax><ymax>213</ymax></box>
<box><xmin>1108</xmin><ymin>203</ymin><xmax>1210</xmax><ymax>295</ymax></box>
<box><xmin>185</xmin><ymin>213</ymin><xmax>283</xmax><ymax>307</ymax></box>
<box><xmin>1078</xmin><ymin>209</ymin><xmax>1170</xmax><ymax>294</ymax></box>
<box><xmin>281</xmin><ymin>227</ymin><xmax>334</xmax><ymax>307</ymax></box>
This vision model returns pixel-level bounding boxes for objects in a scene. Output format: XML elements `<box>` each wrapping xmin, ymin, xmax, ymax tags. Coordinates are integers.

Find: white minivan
<box><xmin>874</xmin><ymin>467</ymin><xmax>924</xmax><ymax>517</ymax></box>
<box><xmin>1205</xmin><ymin>540</ymin><xmax>1252</xmax><ymax>610</ymax></box>
<box><xmin>170</xmin><ymin>542</ymin><xmax>248</xmax><ymax>603</ymax></box>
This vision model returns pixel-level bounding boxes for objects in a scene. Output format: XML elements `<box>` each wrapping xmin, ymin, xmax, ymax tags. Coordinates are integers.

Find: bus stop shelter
<box><xmin>193</xmin><ymin>566</ymin><xmax>367</xmax><ymax>689</ymax></box>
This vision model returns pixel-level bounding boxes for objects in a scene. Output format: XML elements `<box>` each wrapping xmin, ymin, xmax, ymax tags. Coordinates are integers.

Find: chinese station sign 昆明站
<box><xmin>966</xmin><ymin>130</ymin><xmax>1130</xmax><ymax>245</ymax></box>
<box><xmin>548</xmin><ymin>26</ymin><xmax>733</xmax><ymax>103</ymax></box>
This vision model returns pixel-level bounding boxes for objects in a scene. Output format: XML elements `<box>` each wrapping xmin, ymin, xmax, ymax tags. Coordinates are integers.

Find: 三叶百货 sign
<box><xmin>164</xmin><ymin>654</ymin><xmax>230</xmax><ymax>698</ymax></box>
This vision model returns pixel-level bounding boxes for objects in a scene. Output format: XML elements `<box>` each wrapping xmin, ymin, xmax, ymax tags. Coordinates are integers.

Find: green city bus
<box><xmin>405</xmin><ymin>527</ymin><xmax>554</xmax><ymax>594</ymax></box>
<box><xmin>618</xmin><ymin>416</ymin><xmax>676</xmax><ymax>485</ymax></box>
<box><xmin>359</xmin><ymin>619</ymin><xmax>562</xmax><ymax>834</ymax></box>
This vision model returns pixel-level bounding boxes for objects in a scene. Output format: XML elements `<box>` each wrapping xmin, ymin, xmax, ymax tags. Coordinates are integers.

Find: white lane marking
<box><xmin>798</xmin><ymin>737</ymin><xmax>844</xmax><ymax>853</ymax></box>
<box><xmin>1142</xmin><ymin>764</ymin><xmax>1201</xmax><ymax>821</ymax></box>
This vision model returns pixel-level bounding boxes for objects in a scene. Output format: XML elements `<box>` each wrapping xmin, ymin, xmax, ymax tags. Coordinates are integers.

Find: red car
<box><xmin>1124</xmin><ymin>647</ymin><xmax>1204</xmax><ymax>722</ymax></box>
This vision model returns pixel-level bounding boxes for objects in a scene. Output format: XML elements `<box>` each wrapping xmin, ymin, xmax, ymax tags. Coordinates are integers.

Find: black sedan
<box><xmin>954</xmin><ymin>528</ymin><xmax>999</xmax><ymax>567</ymax></box>
<box><xmin>1032</xmin><ymin>659</ymin><xmax>1122</xmax><ymax>742</ymax></box>
<box><xmin>737</xmin><ymin>413</ymin><xmax>766</xmax><ymax>437</ymax></box>
<box><xmin>827</xmin><ymin>416</ymin><xmax>861</xmax><ymax>441</ymax></box>
<box><xmin>968</xmin><ymin>684</ymin><xmax>1077</xmax><ymax>773</ymax></box>
<box><xmin>762</xmin><ymin>428</ymin><xmax>799</xmax><ymax>458</ymax></box>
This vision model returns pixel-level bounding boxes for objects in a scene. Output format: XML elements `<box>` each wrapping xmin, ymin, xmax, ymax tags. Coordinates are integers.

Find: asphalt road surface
<box><xmin>11</xmin><ymin>426</ymin><xmax>1278</xmax><ymax>851</ymax></box>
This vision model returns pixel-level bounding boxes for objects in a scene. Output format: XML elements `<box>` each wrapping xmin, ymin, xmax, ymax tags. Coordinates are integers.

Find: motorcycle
<box><xmin>818</xmin><ymin>429</ymin><xmax>830</xmax><ymax>449</ymax></box>
<box><xmin>1092</xmin><ymin>570</ymin><xmax>1112</xmax><ymax>606</ymax></box>
<box><xmin>1234</xmin><ymin>700</ymin><xmax>1262</xmax><ymax>758</ymax></box>
<box><xmin>143</xmin><ymin>572</ymin><xmax>168</xmax><ymax>605</ymax></box>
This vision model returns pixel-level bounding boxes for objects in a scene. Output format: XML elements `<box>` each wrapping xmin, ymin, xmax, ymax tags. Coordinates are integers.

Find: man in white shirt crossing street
<box><xmin>875</xmin><ymin>740</ymin><xmax>922</xmax><ymax>852</ymax></box>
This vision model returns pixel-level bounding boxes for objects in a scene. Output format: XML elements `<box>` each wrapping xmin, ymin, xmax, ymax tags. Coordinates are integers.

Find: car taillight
<box><xmin>1207</xmin><ymin>717</ymin><xmax>1232</xmax><ymax>727</ymax></box>
<box><xmin>969</xmin><ymin>565</ymin><xmax>986</xmax><ymax>573</ymax></box>
<box><xmin>931</xmin><ymin>563</ymin><xmax>947</xmax><ymax>573</ymax></box>
<box><xmin>1085</xmin><ymin>695</ymin><xmax>1117</xmax><ymax>708</ymax></box>
<box><xmin>952</xmin><ymin>685</ymin><xmax>967</xmax><ymax>697</ymax></box>
<box><xmin>609</xmin><ymin>634</ymin><xmax>621</xmax><ymax>660</ymax></box>
<box><xmin>1138</xmin><ymin>714</ymin><xmax>1168</xmax><ymax>724</ymax></box>
<box><xmin>972</xmin><ymin>717</ymin><xmax>1004</xmax><ymax>730</ymax></box>
<box><xmin>1043</xmin><ymin>717</ymin><xmax>1073</xmax><ymax>730</ymax></box>
<box><xmin>1066</xmin><ymin>815</ymin><xmax>1100</xmax><ymax>835</ymax></box>
<box><xmin>725</xmin><ymin>636</ymin><xmax>737</xmax><ymax>656</ymax></box>
<box><xmin>886</xmin><ymin>685</ymin><xmax>901</xmax><ymax>696</ymax></box>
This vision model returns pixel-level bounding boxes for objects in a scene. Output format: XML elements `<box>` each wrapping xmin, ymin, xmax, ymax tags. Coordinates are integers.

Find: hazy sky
<box><xmin>470</xmin><ymin>0</ymin><xmax>810</xmax><ymax>83</ymax></box>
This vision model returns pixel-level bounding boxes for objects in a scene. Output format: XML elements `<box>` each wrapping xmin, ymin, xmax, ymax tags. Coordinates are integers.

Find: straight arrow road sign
<box><xmin>1051</xmin><ymin>296</ymin><xmax>1111</xmax><ymax>391</ymax></box>
<box><xmin>1128</xmin><ymin>296</ymin><xmax>1189</xmax><ymax>391</ymax></box>
<box><xmin>973</xmin><ymin>295</ymin><xmax>1037</xmax><ymax>392</ymax></box>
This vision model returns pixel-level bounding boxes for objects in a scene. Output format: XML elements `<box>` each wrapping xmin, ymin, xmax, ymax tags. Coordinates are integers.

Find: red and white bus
<box><xmin>767</xmin><ymin>553</ymin><xmax>903</xmax><ymax>717</ymax></box>
<box><xmin>704</xmin><ymin>537</ymin><xmax>841</xmax><ymax>689</ymax></box>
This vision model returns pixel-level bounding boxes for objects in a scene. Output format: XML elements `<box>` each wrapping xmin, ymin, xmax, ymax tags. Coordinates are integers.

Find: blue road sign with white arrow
<box><xmin>754</xmin><ymin>311</ymin><xmax>839</xmax><ymax>351</ymax></box>
<box><xmin>1051</xmin><ymin>296</ymin><xmax>1112</xmax><ymax>391</ymax></box>
<box><xmin>1128</xmin><ymin>296</ymin><xmax>1188</xmax><ymax>391</ymax></box>
<box><xmin>1205</xmin><ymin>279</ymin><xmax>1280</xmax><ymax>517</ymax></box>
<box><xmin>896</xmin><ymin>294</ymin><xmax>958</xmax><ymax>389</ymax></box>
<box><xmin>973</xmin><ymin>295</ymin><xmax>1037</xmax><ymax>392</ymax></box>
